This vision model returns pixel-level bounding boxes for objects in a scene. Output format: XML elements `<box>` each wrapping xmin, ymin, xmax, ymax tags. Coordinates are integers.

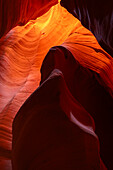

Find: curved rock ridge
<box><xmin>41</xmin><ymin>46</ymin><xmax>113</xmax><ymax>169</ymax></box>
<box><xmin>60</xmin><ymin>0</ymin><xmax>113</xmax><ymax>57</ymax></box>
<box><xmin>12</xmin><ymin>69</ymin><xmax>106</xmax><ymax>170</ymax></box>
<box><xmin>0</xmin><ymin>0</ymin><xmax>58</xmax><ymax>39</ymax></box>
<box><xmin>61</xmin><ymin>21</ymin><xmax>113</xmax><ymax>97</ymax></box>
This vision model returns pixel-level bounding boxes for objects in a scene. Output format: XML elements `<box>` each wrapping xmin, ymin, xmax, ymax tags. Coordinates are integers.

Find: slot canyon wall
<box><xmin>0</xmin><ymin>0</ymin><xmax>113</xmax><ymax>169</ymax></box>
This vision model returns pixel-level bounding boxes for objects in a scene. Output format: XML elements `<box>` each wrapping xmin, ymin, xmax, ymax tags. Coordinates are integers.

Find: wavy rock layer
<box><xmin>61</xmin><ymin>21</ymin><xmax>113</xmax><ymax>96</ymax></box>
<box><xmin>0</xmin><ymin>3</ymin><xmax>77</xmax><ymax>169</ymax></box>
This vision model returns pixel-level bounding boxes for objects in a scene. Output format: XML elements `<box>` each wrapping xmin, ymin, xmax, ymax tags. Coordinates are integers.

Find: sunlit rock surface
<box><xmin>0</xmin><ymin>0</ymin><xmax>113</xmax><ymax>169</ymax></box>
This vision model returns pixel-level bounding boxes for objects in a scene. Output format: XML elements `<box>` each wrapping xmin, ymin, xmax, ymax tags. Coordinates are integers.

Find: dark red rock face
<box><xmin>12</xmin><ymin>69</ymin><xmax>101</xmax><ymax>170</ymax></box>
<box><xmin>0</xmin><ymin>0</ymin><xmax>113</xmax><ymax>170</ymax></box>
<box><xmin>41</xmin><ymin>46</ymin><xmax>113</xmax><ymax>169</ymax></box>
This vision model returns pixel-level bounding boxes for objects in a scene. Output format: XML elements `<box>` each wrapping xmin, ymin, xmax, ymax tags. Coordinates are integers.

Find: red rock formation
<box><xmin>12</xmin><ymin>69</ymin><xmax>105</xmax><ymax>170</ymax></box>
<box><xmin>41</xmin><ymin>46</ymin><xmax>113</xmax><ymax>169</ymax></box>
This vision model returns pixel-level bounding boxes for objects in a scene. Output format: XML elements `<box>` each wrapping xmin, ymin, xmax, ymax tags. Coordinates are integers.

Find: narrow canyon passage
<box><xmin>0</xmin><ymin>1</ymin><xmax>113</xmax><ymax>169</ymax></box>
